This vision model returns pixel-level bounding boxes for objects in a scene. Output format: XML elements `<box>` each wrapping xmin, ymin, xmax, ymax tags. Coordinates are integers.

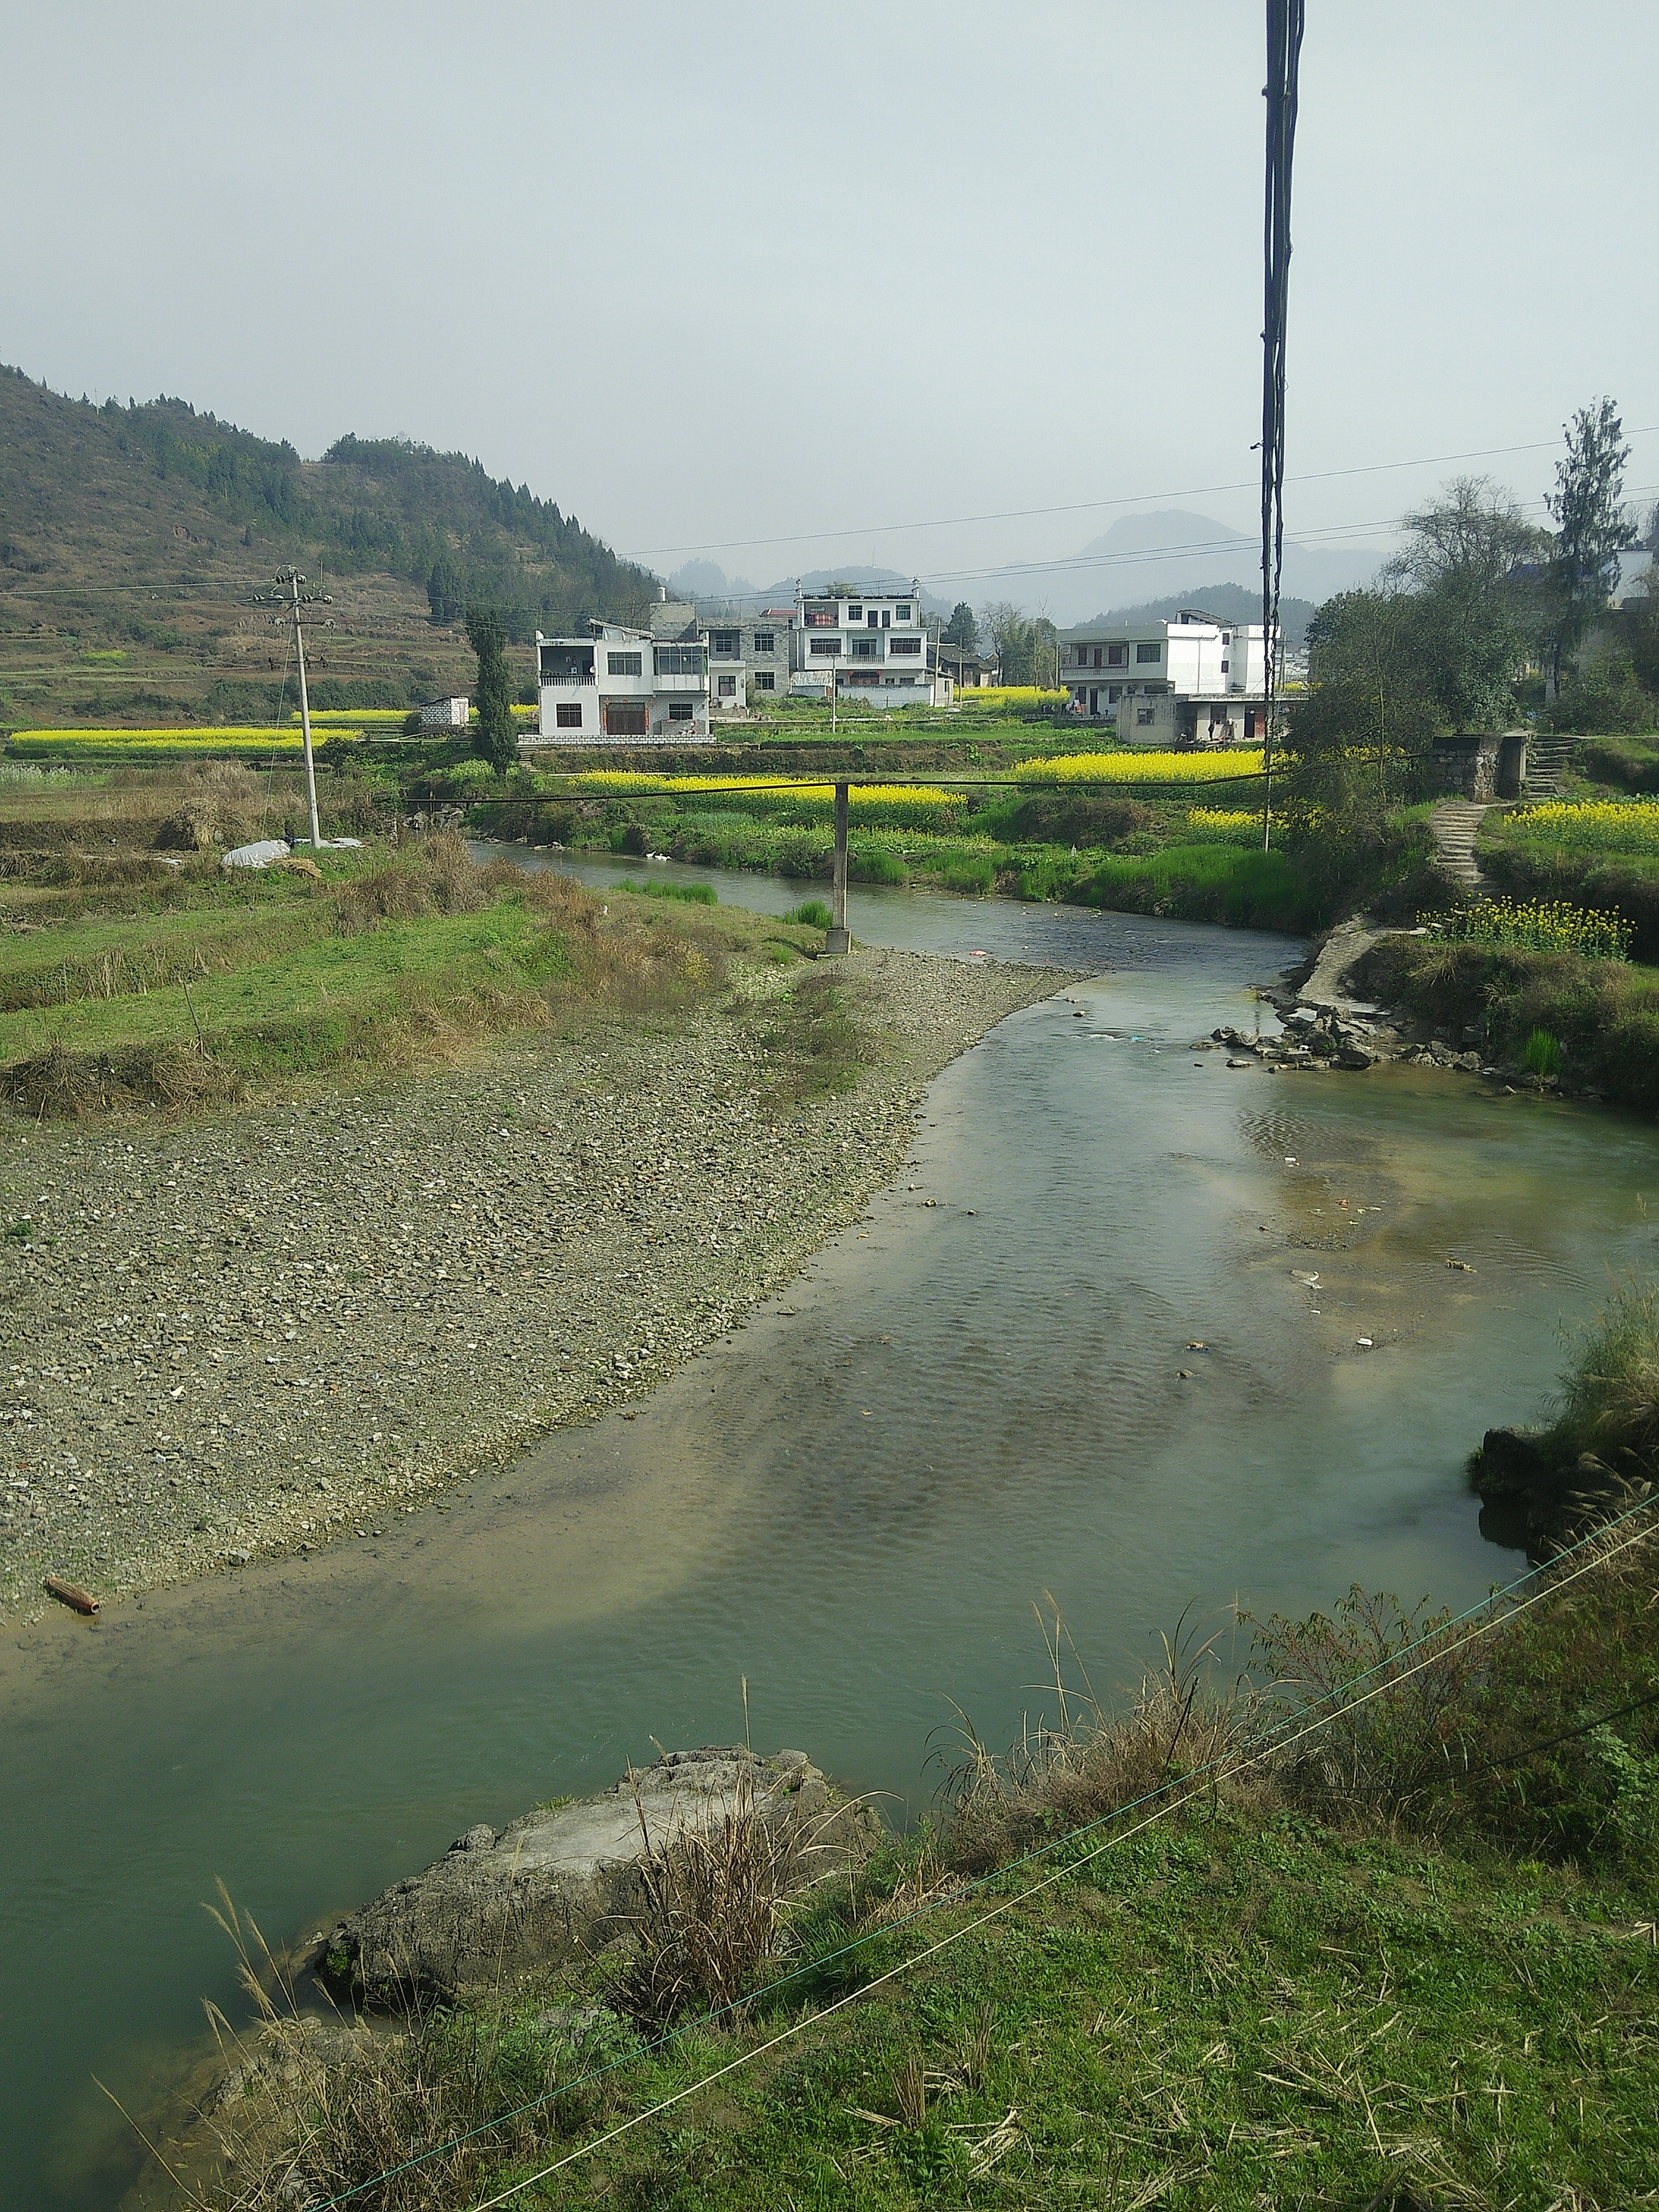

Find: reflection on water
<box><xmin>4</xmin><ymin>870</ymin><xmax>1657</xmax><ymax>2210</ymax></box>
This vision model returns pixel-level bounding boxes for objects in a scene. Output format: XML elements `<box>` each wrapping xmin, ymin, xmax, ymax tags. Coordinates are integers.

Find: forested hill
<box><xmin>0</xmin><ymin>366</ymin><xmax>659</xmax><ymax>724</ymax></box>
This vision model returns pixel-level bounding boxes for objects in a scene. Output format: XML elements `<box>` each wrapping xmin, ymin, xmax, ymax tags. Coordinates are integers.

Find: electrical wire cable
<box><xmin>288</xmin><ymin>1494</ymin><xmax>1659</xmax><ymax>2212</ymax></box>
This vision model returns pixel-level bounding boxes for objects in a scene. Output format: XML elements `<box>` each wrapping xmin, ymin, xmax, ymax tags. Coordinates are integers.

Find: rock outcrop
<box><xmin>321</xmin><ymin>1745</ymin><xmax>880</xmax><ymax>2005</ymax></box>
<box><xmin>1470</xmin><ymin>1427</ymin><xmax>1654</xmax><ymax>1560</ymax></box>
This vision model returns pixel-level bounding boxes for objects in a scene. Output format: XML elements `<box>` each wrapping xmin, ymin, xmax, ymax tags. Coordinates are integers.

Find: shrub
<box><xmin>783</xmin><ymin>899</ymin><xmax>832</xmax><ymax>928</ymax></box>
<box><xmin>1521</xmin><ymin>1027</ymin><xmax>1562</xmax><ymax>1077</ymax></box>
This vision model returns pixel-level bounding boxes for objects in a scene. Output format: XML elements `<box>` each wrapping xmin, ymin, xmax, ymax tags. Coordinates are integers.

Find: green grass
<box><xmin>476</xmin><ymin>1812</ymin><xmax>1658</xmax><ymax>2211</ymax></box>
<box><xmin>613</xmin><ymin>878</ymin><xmax>718</xmax><ymax>906</ymax></box>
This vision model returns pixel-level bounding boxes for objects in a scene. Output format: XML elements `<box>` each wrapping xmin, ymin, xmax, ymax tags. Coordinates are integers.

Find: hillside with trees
<box><xmin>0</xmin><ymin>366</ymin><xmax>659</xmax><ymax>725</ymax></box>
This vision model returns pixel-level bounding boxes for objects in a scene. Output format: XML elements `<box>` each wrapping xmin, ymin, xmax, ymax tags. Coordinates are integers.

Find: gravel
<box><xmin>0</xmin><ymin>947</ymin><xmax>1061</xmax><ymax>1627</ymax></box>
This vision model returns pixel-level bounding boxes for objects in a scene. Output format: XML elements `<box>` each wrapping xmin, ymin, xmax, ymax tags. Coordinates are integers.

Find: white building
<box><xmin>530</xmin><ymin>621</ymin><xmax>710</xmax><ymax>744</ymax></box>
<box><xmin>1059</xmin><ymin>611</ymin><xmax>1275</xmax><ymax>745</ymax></box>
<box><xmin>790</xmin><ymin>581</ymin><xmax>936</xmax><ymax>706</ymax></box>
<box><xmin>420</xmin><ymin>695</ymin><xmax>470</xmax><ymax>729</ymax></box>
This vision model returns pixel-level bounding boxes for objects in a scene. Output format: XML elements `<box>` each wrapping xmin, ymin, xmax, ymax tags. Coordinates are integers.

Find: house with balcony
<box><xmin>790</xmin><ymin>581</ymin><xmax>936</xmax><ymax>706</ymax></box>
<box><xmin>529</xmin><ymin>620</ymin><xmax>710</xmax><ymax>745</ymax></box>
<box><xmin>1059</xmin><ymin>611</ymin><xmax>1276</xmax><ymax>745</ymax></box>
<box><xmin>702</xmin><ymin>612</ymin><xmax>796</xmax><ymax>712</ymax></box>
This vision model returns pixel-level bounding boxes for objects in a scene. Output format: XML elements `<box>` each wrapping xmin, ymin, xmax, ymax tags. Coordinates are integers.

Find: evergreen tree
<box><xmin>944</xmin><ymin>601</ymin><xmax>978</xmax><ymax>650</ymax></box>
<box><xmin>428</xmin><ymin>552</ymin><xmax>465</xmax><ymax>625</ymax></box>
<box><xmin>465</xmin><ymin>605</ymin><xmax>516</xmax><ymax>773</ymax></box>
<box><xmin>1546</xmin><ymin>397</ymin><xmax>1634</xmax><ymax>689</ymax></box>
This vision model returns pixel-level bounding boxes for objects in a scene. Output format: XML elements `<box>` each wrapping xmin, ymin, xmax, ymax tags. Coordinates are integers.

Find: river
<box><xmin>2</xmin><ymin>858</ymin><xmax>1655</xmax><ymax>2209</ymax></box>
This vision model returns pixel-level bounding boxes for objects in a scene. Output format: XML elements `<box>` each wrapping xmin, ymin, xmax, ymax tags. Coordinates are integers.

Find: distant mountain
<box><xmin>0</xmin><ymin>365</ymin><xmax>659</xmax><ymax>724</ymax></box>
<box><xmin>667</xmin><ymin>558</ymin><xmax>759</xmax><ymax>603</ymax></box>
<box><xmin>1063</xmin><ymin>509</ymin><xmax>1383</xmax><ymax>622</ymax></box>
<box><xmin>1085</xmin><ymin>583</ymin><xmax>1320</xmax><ymax>653</ymax></box>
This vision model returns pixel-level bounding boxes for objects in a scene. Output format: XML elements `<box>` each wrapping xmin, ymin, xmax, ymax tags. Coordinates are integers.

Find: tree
<box><xmin>981</xmin><ymin>602</ymin><xmax>1059</xmax><ymax>689</ymax></box>
<box><xmin>427</xmin><ymin>552</ymin><xmax>464</xmax><ymax>625</ymax></box>
<box><xmin>1546</xmin><ymin>396</ymin><xmax>1634</xmax><ymax>689</ymax></box>
<box><xmin>1303</xmin><ymin>588</ymin><xmax>1441</xmax><ymax>785</ymax></box>
<box><xmin>943</xmin><ymin>601</ymin><xmax>978</xmax><ymax>650</ymax></box>
<box><xmin>1384</xmin><ymin>476</ymin><xmax>1546</xmax><ymax>731</ymax></box>
<box><xmin>465</xmin><ymin>605</ymin><xmax>516</xmax><ymax>773</ymax></box>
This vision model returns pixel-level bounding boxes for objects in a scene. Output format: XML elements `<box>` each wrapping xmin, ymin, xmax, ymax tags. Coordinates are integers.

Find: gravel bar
<box><xmin>0</xmin><ymin>947</ymin><xmax>1063</xmax><ymax>1627</ymax></box>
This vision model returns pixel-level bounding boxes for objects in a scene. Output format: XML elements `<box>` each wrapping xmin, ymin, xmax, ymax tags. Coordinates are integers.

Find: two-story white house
<box><xmin>790</xmin><ymin>582</ymin><xmax>936</xmax><ymax>706</ymax></box>
<box><xmin>1059</xmin><ymin>611</ymin><xmax>1276</xmax><ymax>745</ymax></box>
<box><xmin>531</xmin><ymin>621</ymin><xmax>711</xmax><ymax>744</ymax></box>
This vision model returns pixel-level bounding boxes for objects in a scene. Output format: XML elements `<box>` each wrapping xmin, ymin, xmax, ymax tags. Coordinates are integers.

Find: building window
<box><xmin>804</xmin><ymin>608</ymin><xmax>836</xmax><ymax>627</ymax></box>
<box><xmin>847</xmin><ymin>605</ymin><xmax>863</xmax><ymax>621</ymax></box>
<box><xmin>668</xmin><ymin>700</ymin><xmax>695</xmax><ymax>722</ymax></box>
<box><xmin>717</xmin><ymin>674</ymin><xmax>737</xmax><ymax>697</ymax></box>
<box><xmin>555</xmin><ymin>701</ymin><xmax>582</xmax><ymax>728</ymax></box>
<box><xmin>655</xmin><ymin>646</ymin><xmax>706</xmax><ymax>675</ymax></box>
<box><xmin>808</xmin><ymin>637</ymin><xmax>841</xmax><ymax>657</ymax></box>
<box><xmin>1222</xmin><ymin>633</ymin><xmax>1231</xmax><ymax>645</ymax></box>
<box><xmin>889</xmin><ymin>636</ymin><xmax>921</xmax><ymax>655</ymax></box>
<box><xmin>897</xmin><ymin>605</ymin><xmax>911</xmax><ymax>620</ymax></box>
<box><xmin>1107</xmin><ymin>644</ymin><xmax>1127</xmax><ymax>667</ymax></box>
<box><xmin>754</xmin><ymin>669</ymin><xmax>775</xmax><ymax>691</ymax></box>
<box><xmin>753</xmin><ymin>631</ymin><xmax>774</xmax><ymax>654</ymax></box>
<box><xmin>880</xmin><ymin>610</ymin><xmax>890</xmax><ymax>627</ymax></box>
<box><xmin>849</xmin><ymin>636</ymin><xmax>880</xmax><ymax>658</ymax></box>
<box><xmin>711</xmin><ymin>630</ymin><xmax>740</xmax><ymax>657</ymax></box>
<box><xmin>1244</xmin><ymin>709</ymin><xmax>1256</xmax><ymax>739</ymax></box>
<box><xmin>607</xmin><ymin>651</ymin><xmax>643</xmax><ymax>677</ymax></box>
<box><xmin>1220</xmin><ymin>659</ymin><xmax>1230</xmax><ymax>674</ymax></box>
<box><xmin>1107</xmin><ymin>686</ymin><xmax>1121</xmax><ymax>704</ymax></box>
<box><xmin>1135</xmin><ymin>643</ymin><xmax>1161</xmax><ymax>664</ymax></box>
<box><xmin>1136</xmin><ymin>706</ymin><xmax>1155</xmax><ymax>726</ymax></box>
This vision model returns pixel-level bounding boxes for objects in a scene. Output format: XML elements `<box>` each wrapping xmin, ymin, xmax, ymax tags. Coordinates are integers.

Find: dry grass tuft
<box><xmin>154</xmin><ymin>762</ymin><xmax>265</xmax><ymax>852</ymax></box>
<box><xmin>617</xmin><ymin>1769</ymin><xmax>798</xmax><ymax>2029</ymax></box>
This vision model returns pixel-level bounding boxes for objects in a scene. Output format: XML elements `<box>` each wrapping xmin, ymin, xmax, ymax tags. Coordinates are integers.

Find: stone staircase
<box><xmin>1431</xmin><ymin>800</ymin><xmax>1491</xmax><ymax>891</ymax></box>
<box><xmin>1523</xmin><ymin>735</ymin><xmax>1579</xmax><ymax>796</ymax></box>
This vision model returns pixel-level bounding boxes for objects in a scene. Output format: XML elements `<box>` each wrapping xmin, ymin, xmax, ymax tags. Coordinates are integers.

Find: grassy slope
<box><xmin>0</xmin><ymin>367</ymin><xmax>654</xmax><ymax>726</ymax></box>
<box><xmin>498</xmin><ymin>1814</ymin><xmax>1658</xmax><ymax>2211</ymax></box>
<box><xmin>0</xmin><ymin>838</ymin><xmax>818</xmax><ymax>1113</ymax></box>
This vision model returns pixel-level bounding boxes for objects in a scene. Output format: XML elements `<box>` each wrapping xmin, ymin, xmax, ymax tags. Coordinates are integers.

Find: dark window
<box><xmin>602</xmin><ymin>699</ymin><xmax>647</xmax><ymax>734</ymax></box>
<box><xmin>848</xmin><ymin>605</ymin><xmax>863</xmax><ymax>620</ymax></box>
<box><xmin>753</xmin><ymin>631</ymin><xmax>775</xmax><ymax>654</ymax></box>
<box><xmin>849</xmin><ymin>636</ymin><xmax>880</xmax><ymax>658</ymax></box>
<box><xmin>607</xmin><ymin>651</ymin><xmax>643</xmax><ymax>677</ymax></box>
<box><xmin>754</xmin><ymin>669</ymin><xmax>776</xmax><ymax>691</ymax></box>
<box><xmin>1107</xmin><ymin>644</ymin><xmax>1127</xmax><ymax>667</ymax></box>
<box><xmin>889</xmin><ymin>636</ymin><xmax>922</xmax><ymax>655</ymax></box>
<box><xmin>555</xmin><ymin>701</ymin><xmax>582</xmax><ymax>728</ymax></box>
<box><xmin>1220</xmin><ymin>659</ymin><xmax>1230</xmax><ymax>674</ymax></box>
<box><xmin>1135</xmin><ymin>643</ymin><xmax>1161</xmax><ymax>664</ymax></box>
<box><xmin>656</xmin><ymin>646</ymin><xmax>706</xmax><ymax>675</ymax></box>
<box><xmin>717</xmin><ymin>674</ymin><xmax>737</xmax><ymax>696</ymax></box>
<box><xmin>897</xmin><ymin>605</ymin><xmax>911</xmax><ymax>620</ymax></box>
<box><xmin>668</xmin><ymin>700</ymin><xmax>694</xmax><ymax>722</ymax></box>
<box><xmin>880</xmin><ymin>610</ymin><xmax>890</xmax><ymax>627</ymax></box>
<box><xmin>1107</xmin><ymin>686</ymin><xmax>1121</xmax><ymax>703</ymax></box>
<box><xmin>1136</xmin><ymin>706</ymin><xmax>1155</xmax><ymax>726</ymax></box>
<box><xmin>1245</xmin><ymin>709</ymin><xmax>1256</xmax><ymax>739</ymax></box>
<box><xmin>711</xmin><ymin>630</ymin><xmax>740</xmax><ymax>657</ymax></box>
<box><xmin>808</xmin><ymin>638</ymin><xmax>841</xmax><ymax>657</ymax></box>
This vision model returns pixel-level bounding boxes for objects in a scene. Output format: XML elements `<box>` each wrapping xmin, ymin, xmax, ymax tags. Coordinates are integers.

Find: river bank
<box><xmin>0</xmin><ymin>944</ymin><xmax>1062</xmax><ymax>1631</ymax></box>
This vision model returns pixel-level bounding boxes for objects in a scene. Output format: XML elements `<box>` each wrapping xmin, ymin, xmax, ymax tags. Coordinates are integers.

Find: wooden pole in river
<box><xmin>825</xmin><ymin>779</ymin><xmax>851</xmax><ymax>955</ymax></box>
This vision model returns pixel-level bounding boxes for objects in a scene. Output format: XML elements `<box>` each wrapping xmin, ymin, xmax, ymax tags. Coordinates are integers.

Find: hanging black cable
<box><xmin>1260</xmin><ymin>0</ymin><xmax>1305</xmax><ymax>850</ymax></box>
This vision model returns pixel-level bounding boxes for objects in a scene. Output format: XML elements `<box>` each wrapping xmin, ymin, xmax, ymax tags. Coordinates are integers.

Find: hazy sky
<box><xmin>7</xmin><ymin>1</ymin><xmax>1657</xmax><ymax>610</ymax></box>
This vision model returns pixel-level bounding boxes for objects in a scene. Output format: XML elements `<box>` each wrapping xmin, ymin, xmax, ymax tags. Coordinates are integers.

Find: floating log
<box><xmin>44</xmin><ymin>1574</ymin><xmax>98</xmax><ymax>1615</ymax></box>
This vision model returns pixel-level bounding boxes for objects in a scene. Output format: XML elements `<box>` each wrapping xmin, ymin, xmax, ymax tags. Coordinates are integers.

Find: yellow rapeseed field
<box><xmin>15</xmin><ymin>728</ymin><xmax>309</xmax><ymax>753</ymax></box>
<box><xmin>566</xmin><ymin>771</ymin><xmax>964</xmax><ymax>815</ymax></box>
<box><xmin>1186</xmin><ymin>807</ymin><xmax>1259</xmax><ymax>832</ymax></box>
<box><xmin>1508</xmin><ymin>799</ymin><xmax>1659</xmax><ymax>852</ymax></box>
<box><xmin>1425</xmin><ymin>894</ymin><xmax>1632</xmax><ymax>961</ymax></box>
<box><xmin>1019</xmin><ymin>748</ymin><xmax>1263</xmax><ymax>785</ymax></box>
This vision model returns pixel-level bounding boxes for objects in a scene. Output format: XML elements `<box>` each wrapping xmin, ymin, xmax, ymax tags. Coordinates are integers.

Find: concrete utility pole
<box><xmin>257</xmin><ymin>567</ymin><xmax>330</xmax><ymax>848</ymax></box>
<box><xmin>825</xmin><ymin>779</ymin><xmax>851</xmax><ymax>955</ymax></box>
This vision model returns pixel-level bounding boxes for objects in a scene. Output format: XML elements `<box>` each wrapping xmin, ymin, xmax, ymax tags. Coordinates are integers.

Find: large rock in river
<box><xmin>322</xmin><ymin>1745</ymin><xmax>879</xmax><ymax>2006</ymax></box>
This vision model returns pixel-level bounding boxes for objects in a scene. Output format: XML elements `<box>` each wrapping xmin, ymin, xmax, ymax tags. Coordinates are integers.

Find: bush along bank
<box><xmin>1472</xmin><ymin>1277</ymin><xmax>1659</xmax><ymax>1559</ymax></box>
<box><xmin>1352</xmin><ymin>931</ymin><xmax>1659</xmax><ymax>1111</ymax></box>
<box><xmin>149</xmin><ymin>1481</ymin><xmax>1659</xmax><ymax>2212</ymax></box>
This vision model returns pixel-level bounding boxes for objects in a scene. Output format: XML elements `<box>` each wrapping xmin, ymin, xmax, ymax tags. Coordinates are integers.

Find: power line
<box><xmin>622</xmin><ymin>425</ymin><xmax>1659</xmax><ymax>564</ymax></box>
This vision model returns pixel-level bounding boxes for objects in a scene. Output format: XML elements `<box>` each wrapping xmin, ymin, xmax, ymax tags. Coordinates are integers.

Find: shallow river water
<box><xmin>4</xmin><ymin>860</ymin><xmax>1658</xmax><ymax>2208</ymax></box>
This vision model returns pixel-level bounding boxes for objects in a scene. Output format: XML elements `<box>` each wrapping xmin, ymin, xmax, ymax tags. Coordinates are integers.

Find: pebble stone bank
<box><xmin>0</xmin><ymin>947</ymin><xmax>1060</xmax><ymax>1628</ymax></box>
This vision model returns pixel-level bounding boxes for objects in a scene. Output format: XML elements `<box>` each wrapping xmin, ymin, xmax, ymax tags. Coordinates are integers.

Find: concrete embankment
<box><xmin>0</xmin><ymin>947</ymin><xmax>1064</xmax><ymax>1629</ymax></box>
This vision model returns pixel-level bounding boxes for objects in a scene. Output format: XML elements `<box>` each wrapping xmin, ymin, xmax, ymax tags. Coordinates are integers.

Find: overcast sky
<box><xmin>7</xmin><ymin>1</ymin><xmax>1657</xmax><ymax>611</ymax></box>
